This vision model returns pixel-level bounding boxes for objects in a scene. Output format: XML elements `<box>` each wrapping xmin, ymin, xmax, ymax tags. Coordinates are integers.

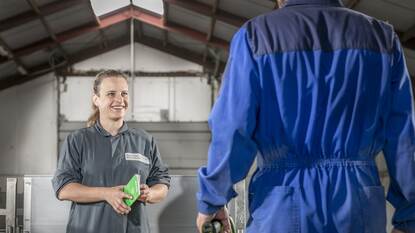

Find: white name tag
<box><xmin>125</xmin><ymin>153</ymin><xmax>150</xmax><ymax>165</ymax></box>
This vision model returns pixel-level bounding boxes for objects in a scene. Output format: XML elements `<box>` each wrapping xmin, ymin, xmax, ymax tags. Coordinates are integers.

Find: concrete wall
<box><xmin>0</xmin><ymin>73</ymin><xmax>57</xmax><ymax>175</ymax></box>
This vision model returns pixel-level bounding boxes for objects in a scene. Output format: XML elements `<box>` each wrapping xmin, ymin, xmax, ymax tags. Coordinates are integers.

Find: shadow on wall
<box><xmin>157</xmin><ymin>176</ymin><xmax>198</xmax><ymax>233</ymax></box>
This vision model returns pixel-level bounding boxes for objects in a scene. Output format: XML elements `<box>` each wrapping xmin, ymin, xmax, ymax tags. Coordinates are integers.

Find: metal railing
<box><xmin>0</xmin><ymin>178</ymin><xmax>16</xmax><ymax>233</ymax></box>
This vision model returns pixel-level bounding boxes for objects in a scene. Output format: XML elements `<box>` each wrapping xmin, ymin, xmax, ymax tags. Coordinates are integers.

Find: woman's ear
<box><xmin>92</xmin><ymin>94</ymin><xmax>99</xmax><ymax>107</ymax></box>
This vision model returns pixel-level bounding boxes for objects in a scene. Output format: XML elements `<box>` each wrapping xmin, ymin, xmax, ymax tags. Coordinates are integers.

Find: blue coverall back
<box><xmin>197</xmin><ymin>0</ymin><xmax>415</xmax><ymax>232</ymax></box>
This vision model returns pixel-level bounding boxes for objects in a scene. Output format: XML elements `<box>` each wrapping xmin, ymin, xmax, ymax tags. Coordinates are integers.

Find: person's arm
<box><xmin>138</xmin><ymin>183</ymin><xmax>168</xmax><ymax>204</ymax></box>
<box><xmin>383</xmin><ymin>34</ymin><xmax>415</xmax><ymax>233</ymax></box>
<box><xmin>58</xmin><ymin>182</ymin><xmax>107</xmax><ymax>202</ymax></box>
<box><xmin>196</xmin><ymin>25</ymin><xmax>259</xmax><ymax>231</ymax></box>
<box><xmin>52</xmin><ymin>133</ymin><xmax>131</xmax><ymax>215</ymax></box>
<box><xmin>142</xmin><ymin>136</ymin><xmax>171</xmax><ymax>204</ymax></box>
<box><xmin>59</xmin><ymin>183</ymin><xmax>132</xmax><ymax>215</ymax></box>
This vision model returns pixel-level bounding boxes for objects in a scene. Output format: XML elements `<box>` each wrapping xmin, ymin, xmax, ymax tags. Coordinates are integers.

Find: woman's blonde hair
<box><xmin>86</xmin><ymin>70</ymin><xmax>129</xmax><ymax>127</ymax></box>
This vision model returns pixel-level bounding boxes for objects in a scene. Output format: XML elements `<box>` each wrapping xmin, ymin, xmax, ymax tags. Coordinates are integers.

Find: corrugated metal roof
<box><xmin>0</xmin><ymin>62</ymin><xmax>17</xmax><ymax>80</ymax></box>
<box><xmin>45</xmin><ymin>3</ymin><xmax>96</xmax><ymax>34</ymax></box>
<box><xmin>0</xmin><ymin>1</ymin><xmax>32</xmax><ymax>21</ymax></box>
<box><xmin>214</xmin><ymin>20</ymin><xmax>238</xmax><ymax>41</ymax></box>
<box><xmin>168</xmin><ymin>32</ymin><xmax>206</xmax><ymax>55</ymax></box>
<box><xmin>62</xmin><ymin>30</ymin><xmax>101</xmax><ymax>54</ymax></box>
<box><xmin>104</xmin><ymin>21</ymin><xmax>129</xmax><ymax>41</ymax></box>
<box><xmin>36</xmin><ymin>0</ymin><xmax>61</xmax><ymax>6</ymax></box>
<box><xmin>167</xmin><ymin>4</ymin><xmax>211</xmax><ymax>34</ymax></box>
<box><xmin>21</xmin><ymin>49</ymin><xmax>51</xmax><ymax>67</ymax></box>
<box><xmin>218</xmin><ymin>0</ymin><xmax>273</xmax><ymax>19</ymax></box>
<box><xmin>141</xmin><ymin>23</ymin><xmax>165</xmax><ymax>41</ymax></box>
<box><xmin>0</xmin><ymin>0</ymin><xmax>414</xmax><ymax>90</ymax></box>
<box><xmin>356</xmin><ymin>0</ymin><xmax>415</xmax><ymax>31</ymax></box>
<box><xmin>0</xmin><ymin>20</ymin><xmax>48</xmax><ymax>50</ymax></box>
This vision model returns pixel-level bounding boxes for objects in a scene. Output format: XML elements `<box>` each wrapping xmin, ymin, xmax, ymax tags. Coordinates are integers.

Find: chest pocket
<box><xmin>124</xmin><ymin>152</ymin><xmax>151</xmax><ymax>181</ymax></box>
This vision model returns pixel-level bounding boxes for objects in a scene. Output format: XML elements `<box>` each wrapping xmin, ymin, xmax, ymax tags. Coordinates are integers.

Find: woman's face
<box><xmin>93</xmin><ymin>77</ymin><xmax>129</xmax><ymax>122</ymax></box>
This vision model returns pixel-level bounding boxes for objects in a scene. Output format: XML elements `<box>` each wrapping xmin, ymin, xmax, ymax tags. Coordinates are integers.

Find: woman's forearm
<box><xmin>148</xmin><ymin>184</ymin><xmax>169</xmax><ymax>204</ymax></box>
<box><xmin>59</xmin><ymin>182</ymin><xmax>168</xmax><ymax>205</ymax></box>
<box><xmin>58</xmin><ymin>183</ymin><xmax>107</xmax><ymax>203</ymax></box>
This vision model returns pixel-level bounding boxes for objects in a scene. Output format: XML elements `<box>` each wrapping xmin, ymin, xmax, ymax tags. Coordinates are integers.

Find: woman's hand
<box><xmin>138</xmin><ymin>184</ymin><xmax>151</xmax><ymax>203</ymax></box>
<box><xmin>104</xmin><ymin>185</ymin><xmax>132</xmax><ymax>215</ymax></box>
<box><xmin>138</xmin><ymin>184</ymin><xmax>168</xmax><ymax>204</ymax></box>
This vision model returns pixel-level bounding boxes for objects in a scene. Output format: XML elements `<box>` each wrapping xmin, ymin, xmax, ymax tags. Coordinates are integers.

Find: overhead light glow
<box><xmin>133</xmin><ymin>0</ymin><xmax>164</xmax><ymax>15</ymax></box>
<box><xmin>90</xmin><ymin>0</ymin><xmax>164</xmax><ymax>16</ymax></box>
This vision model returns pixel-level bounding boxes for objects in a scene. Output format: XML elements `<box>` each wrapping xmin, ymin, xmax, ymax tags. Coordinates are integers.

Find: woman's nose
<box><xmin>114</xmin><ymin>94</ymin><xmax>123</xmax><ymax>102</ymax></box>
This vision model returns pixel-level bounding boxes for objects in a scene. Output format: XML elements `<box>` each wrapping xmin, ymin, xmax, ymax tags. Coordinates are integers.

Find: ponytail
<box><xmin>87</xmin><ymin>104</ymin><xmax>99</xmax><ymax>127</ymax></box>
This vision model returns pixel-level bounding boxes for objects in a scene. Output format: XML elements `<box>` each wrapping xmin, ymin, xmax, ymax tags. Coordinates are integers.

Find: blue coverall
<box><xmin>197</xmin><ymin>0</ymin><xmax>415</xmax><ymax>232</ymax></box>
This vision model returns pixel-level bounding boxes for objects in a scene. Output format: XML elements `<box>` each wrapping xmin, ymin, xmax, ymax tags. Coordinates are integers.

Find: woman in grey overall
<box><xmin>52</xmin><ymin>70</ymin><xmax>170</xmax><ymax>233</ymax></box>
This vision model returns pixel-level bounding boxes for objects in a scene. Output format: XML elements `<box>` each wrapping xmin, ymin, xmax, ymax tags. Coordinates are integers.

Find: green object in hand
<box><xmin>123</xmin><ymin>174</ymin><xmax>141</xmax><ymax>206</ymax></box>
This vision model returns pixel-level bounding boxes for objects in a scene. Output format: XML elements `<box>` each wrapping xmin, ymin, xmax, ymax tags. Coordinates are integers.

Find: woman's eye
<box><xmin>122</xmin><ymin>92</ymin><xmax>128</xmax><ymax>97</ymax></box>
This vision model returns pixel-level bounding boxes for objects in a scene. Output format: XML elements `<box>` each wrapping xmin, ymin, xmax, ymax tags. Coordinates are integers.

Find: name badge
<box><xmin>125</xmin><ymin>153</ymin><xmax>150</xmax><ymax>165</ymax></box>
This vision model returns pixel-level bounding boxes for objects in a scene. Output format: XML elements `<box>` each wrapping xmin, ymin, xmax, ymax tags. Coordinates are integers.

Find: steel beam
<box><xmin>207</xmin><ymin>0</ymin><xmax>219</xmax><ymax>42</ymax></box>
<box><xmin>59</xmin><ymin>69</ymin><xmax>204</xmax><ymax>77</ymax></box>
<box><xmin>131</xmin><ymin>6</ymin><xmax>229</xmax><ymax>50</ymax></box>
<box><xmin>0</xmin><ymin>37</ymin><xmax>28</xmax><ymax>75</ymax></box>
<box><xmin>162</xmin><ymin>0</ymin><xmax>169</xmax><ymax>47</ymax></box>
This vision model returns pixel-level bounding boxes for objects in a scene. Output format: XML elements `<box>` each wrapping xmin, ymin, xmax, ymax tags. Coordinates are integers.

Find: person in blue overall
<box><xmin>196</xmin><ymin>0</ymin><xmax>415</xmax><ymax>233</ymax></box>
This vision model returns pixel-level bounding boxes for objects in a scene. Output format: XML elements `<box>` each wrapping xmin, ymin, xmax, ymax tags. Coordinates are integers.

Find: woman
<box><xmin>52</xmin><ymin>70</ymin><xmax>170</xmax><ymax>233</ymax></box>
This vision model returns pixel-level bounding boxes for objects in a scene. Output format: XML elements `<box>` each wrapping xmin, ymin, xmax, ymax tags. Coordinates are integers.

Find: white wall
<box><xmin>61</xmin><ymin>43</ymin><xmax>211</xmax><ymax>122</ymax></box>
<box><xmin>74</xmin><ymin>43</ymin><xmax>202</xmax><ymax>71</ymax></box>
<box><xmin>0</xmin><ymin>73</ymin><xmax>57</xmax><ymax>175</ymax></box>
